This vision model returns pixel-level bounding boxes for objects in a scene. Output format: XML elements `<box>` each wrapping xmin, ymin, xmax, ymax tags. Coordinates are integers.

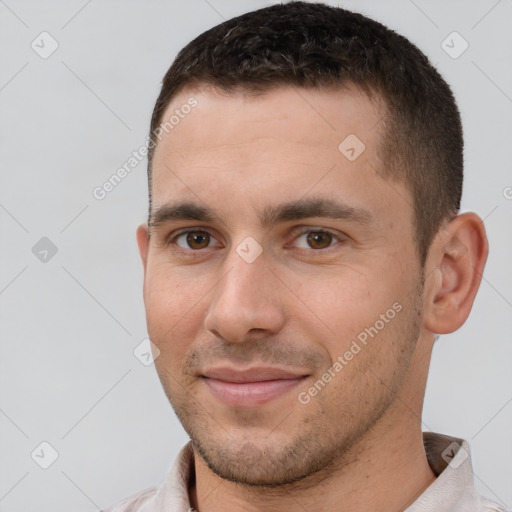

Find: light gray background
<box><xmin>1</xmin><ymin>0</ymin><xmax>511</xmax><ymax>510</ymax></box>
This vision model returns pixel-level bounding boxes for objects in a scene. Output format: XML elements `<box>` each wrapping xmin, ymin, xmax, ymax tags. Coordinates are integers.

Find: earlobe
<box><xmin>423</xmin><ymin>212</ymin><xmax>488</xmax><ymax>335</ymax></box>
<box><xmin>136</xmin><ymin>223</ymin><xmax>150</xmax><ymax>272</ymax></box>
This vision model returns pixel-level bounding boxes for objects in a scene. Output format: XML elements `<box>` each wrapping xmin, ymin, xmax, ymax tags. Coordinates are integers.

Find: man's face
<box><xmin>138</xmin><ymin>84</ymin><xmax>426</xmax><ymax>486</ymax></box>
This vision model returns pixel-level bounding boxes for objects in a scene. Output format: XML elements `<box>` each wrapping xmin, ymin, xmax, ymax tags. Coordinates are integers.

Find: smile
<box><xmin>200</xmin><ymin>367</ymin><xmax>309</xmax><ymax>407</ymax></box>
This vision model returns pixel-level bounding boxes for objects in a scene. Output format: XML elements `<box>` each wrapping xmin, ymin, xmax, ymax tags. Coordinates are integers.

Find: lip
<box><xmin>201</xmin><ymin>366</ymin><xmax>309</xmax><ymax>407</ymax></box>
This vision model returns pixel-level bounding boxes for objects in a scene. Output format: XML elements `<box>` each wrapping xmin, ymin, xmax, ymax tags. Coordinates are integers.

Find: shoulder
<box><xmin>479</xmin><ymin>496</ymin><xmax>510</xmax><ymax>512</ymax></box>
<box><xmin>101</xmin><ymin>485</ymin><xmax>158</xmax><ymax>512</ymax></box>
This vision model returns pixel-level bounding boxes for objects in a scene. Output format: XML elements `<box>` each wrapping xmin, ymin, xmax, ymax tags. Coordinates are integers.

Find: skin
<box><xmin>136</xmin><ymin>84</ymin><xmax>488</xmax><ymax>512</ymax></box>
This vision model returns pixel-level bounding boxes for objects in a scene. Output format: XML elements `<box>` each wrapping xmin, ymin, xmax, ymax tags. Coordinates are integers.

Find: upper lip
<box><xmin>201</xmin><ymin>366</ymin><xmax>309</xmax><ymax>383</ymax></box>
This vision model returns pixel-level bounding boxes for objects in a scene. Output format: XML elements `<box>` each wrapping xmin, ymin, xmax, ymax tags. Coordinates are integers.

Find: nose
<box><xmin>204</xmin><ymin>247</ymin><xmax>286</xmax><ymax>343</ymax></box>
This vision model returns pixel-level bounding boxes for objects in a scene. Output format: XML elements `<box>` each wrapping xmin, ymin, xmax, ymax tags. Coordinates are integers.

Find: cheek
<box><xmin>288</xmin><ymin>268</ymin><xmax>367</xmax><ymax>317</ymax></box>
<box><xmin>144</xmin><ymin>267</ymin><xmax>206</xmax><ymax>352</ymax></box>
<box><xmin>289</xmin><ymin>266</ymin><xmax>410</xmax><ymax>359</ymax></box>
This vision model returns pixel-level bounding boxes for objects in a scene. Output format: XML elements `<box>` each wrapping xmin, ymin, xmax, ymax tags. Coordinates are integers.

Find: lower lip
<box><xmin>203</xmin><ymin>377</ymin><xmax>307</xmax><ymax>407</ymax></box>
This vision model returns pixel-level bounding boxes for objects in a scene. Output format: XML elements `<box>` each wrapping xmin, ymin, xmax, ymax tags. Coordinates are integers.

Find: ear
<box><xmin>422</xmin><ymin>212</ymin><xmax>489</xmax><ymax>335</ymax></box>
<box><xmin>136</xmin><ymin>223</ymin><xmax>150</xmax><ymax>274</ymax></box>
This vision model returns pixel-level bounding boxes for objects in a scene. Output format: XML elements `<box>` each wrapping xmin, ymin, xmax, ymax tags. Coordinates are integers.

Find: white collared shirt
<box><xmin>103</xmin><ymin>432</ymin><xmax>508</xmax><ymax>512</ymax></box>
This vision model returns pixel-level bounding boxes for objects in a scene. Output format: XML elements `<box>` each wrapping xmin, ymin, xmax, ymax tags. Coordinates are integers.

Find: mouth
<box><xmin>200</xmin><ymin>366</ymin><xmax>310</xmax><ymax>407</ymax></box>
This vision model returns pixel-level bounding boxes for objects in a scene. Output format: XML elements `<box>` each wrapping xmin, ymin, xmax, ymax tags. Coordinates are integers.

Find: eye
<box><xmin>293</xmin><ymin>229</ymin><xmax>342</xmax><ymax>250</ymax></box>
<box><xmin>173</xmin><ymin>230</ymin><xmax>221</xmax><ymax>250</ymax></box>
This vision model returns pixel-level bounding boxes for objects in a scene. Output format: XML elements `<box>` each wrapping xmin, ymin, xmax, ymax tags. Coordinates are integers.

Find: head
<box><xmin>137</xmin><ymin>1</ymin><xmax>487</xmax><ymax>488</ymax></box>
<box><xmin>147</xmin><ymin>1</ymin><xmax>464</xmax><ymax>268</ymax></box>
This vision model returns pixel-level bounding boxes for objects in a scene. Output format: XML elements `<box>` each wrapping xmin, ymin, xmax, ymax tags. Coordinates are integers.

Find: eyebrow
<box><xmin>150</xmin><ymin>198</ymin><xmax>374</xmax><ymax>229</ymax></box>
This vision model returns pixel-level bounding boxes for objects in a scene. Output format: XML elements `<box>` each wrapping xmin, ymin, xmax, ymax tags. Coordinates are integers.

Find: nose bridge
<box><xmin>216</xmin><ymin>243</ymin><xmax>270</xmax><ymax>312</ymax></box>
<box><xmin>204</xmin><ymin>242</ymin><xmax>284</xmax><ymax>342</ymax></box>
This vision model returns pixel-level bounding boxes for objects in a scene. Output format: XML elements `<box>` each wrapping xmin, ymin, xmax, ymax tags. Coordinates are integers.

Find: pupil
<box><xmin>188</xmin><ymin>232</ymin><xmax>209</xmax><ymax>248</ymax></box>
<box><xmin>308</xmin><ymin>232</ymin><xmax>331</xmax><ymax>249</ymax></box>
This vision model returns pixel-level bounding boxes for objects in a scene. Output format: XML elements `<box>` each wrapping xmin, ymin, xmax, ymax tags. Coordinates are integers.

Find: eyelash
<box><xmin>165</xmin><ymin>227</ymin><xmax>346</xmax><ymax>256</ymax></box>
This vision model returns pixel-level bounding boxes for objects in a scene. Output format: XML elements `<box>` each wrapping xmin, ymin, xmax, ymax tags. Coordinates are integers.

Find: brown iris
<box><xmin>186</xmin><ymin>231</ymin><xmax>211</xmax><ymax>249</ymax></box>
<box><xmin>306</xmin><ymin>231</ymin><xmax>333</xmax><ymax>249</ymax></box>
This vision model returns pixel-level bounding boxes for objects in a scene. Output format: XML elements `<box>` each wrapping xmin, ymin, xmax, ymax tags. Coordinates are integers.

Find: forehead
<box><xmin>153</xmin><ymin>83</ymin><xmax>382</xmax><ymax>162</ymax></box>
<box><xmin>150</xmin><ymin>84</ymin><xmax>410</xmax><ymax>230</ymax></box>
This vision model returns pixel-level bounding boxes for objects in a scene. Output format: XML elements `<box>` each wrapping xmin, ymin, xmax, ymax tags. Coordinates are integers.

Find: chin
<box><xmin>189</xmin><ymin>428</ymin><xmax>343</xmax><ymax>487</ymax></box>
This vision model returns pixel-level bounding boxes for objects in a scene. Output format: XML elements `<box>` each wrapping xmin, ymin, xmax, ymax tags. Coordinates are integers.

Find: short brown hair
<box><xmin>147</xmin><ymin>1</ymin><xmax>463</xmax><ymax>266</ymax></box>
